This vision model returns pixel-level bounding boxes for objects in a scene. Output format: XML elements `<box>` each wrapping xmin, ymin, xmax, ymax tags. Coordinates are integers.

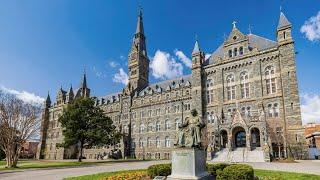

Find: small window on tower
<box><xmin>228</xmin><ymin>50</ymin><xmax>232</xmax><ymax>58</ymax></box>
<box><xmin>283</xmin><ymin>31</ymin><xmax>286</xmax><ymax>39</ymax></box>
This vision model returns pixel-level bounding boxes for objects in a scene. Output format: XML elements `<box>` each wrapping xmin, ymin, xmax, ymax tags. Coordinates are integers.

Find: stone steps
<box><xmin>212</xmin><ymin>147</ymin><xmax>265</xmax><ymax>162</ymax></box>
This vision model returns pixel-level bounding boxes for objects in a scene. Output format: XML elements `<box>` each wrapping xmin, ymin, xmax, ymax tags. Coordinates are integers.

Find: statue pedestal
<box><xmin>167</xmin><ymin>148</ymin><xmax>212</xmax><ymax>180</ymax></box>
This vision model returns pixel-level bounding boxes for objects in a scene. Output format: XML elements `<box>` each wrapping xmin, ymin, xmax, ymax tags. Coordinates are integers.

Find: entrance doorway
<box><xmin>251</xmin><ymin>128</ymin><xmax>261</xmax><ymax>148</ymax></box>
<box><xmin>233</xmin><ymin>127</ymin><xmax>246</xmax><ymax>148</ymax></box>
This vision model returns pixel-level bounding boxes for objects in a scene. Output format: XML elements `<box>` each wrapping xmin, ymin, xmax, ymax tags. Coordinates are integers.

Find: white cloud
<box><xmin>301</xmin><ymin>93</ymin><xmax>320</xmax><ymax>125</ymax></box>
<box><xmin>119</xmin><ymin>55</ymin><xmax>126</xmax><ymax>61</ymax></box>
<box><xmin>109</xmin><ymin>61</ymin><xmax>118</xmax><ymax>68</ymax></box>
<box><xmin>150</xmin><ymin>50</ymin><xmax>184</xmax><ymax>80</ymax></box>
<box><xmin>113</xmin><ymin>68</ymin><xmax>128</xmax><ymax>85</ymax></box>
<box><xmin>92</xmin><ymin>66</ymin><xmax>106</xmax><ymax>78</ymax></box>
<box><xmin>175</xmin><ymin>50</ymin><xmax>192</xmax><ymax>68</ymax></box>
<box><xmin>0</xmin><ymin>86</ymin><xmax>44</xmax><ymax>105</ymax></box>
<box><xmin>300</xmin><ymin>11</ymin><xmax>320</xmax><ymax>42</ymax></box>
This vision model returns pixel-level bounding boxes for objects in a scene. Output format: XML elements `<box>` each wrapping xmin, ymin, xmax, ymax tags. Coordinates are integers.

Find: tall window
<box><xmin>240</xmin><ymin>71</ymin><xmax>250</xmax><ymax>98</ymax></box>
<box><xmin>147</xmin><ymin>137</ymin><xmax>151</xmax><ymax>148</ymax></box>
<box><xmin>156</xmin><ymin>121</ymin><xmax>161</xmax><ymax>132</ymax></box>
<box><xmin>206</xmin><ymin>89</ymin><xmax>214</xmax><ymax>104</ymax></box>
<box><xmin>265</xmin><ymin>66</ymin><xmax>276</xmax><ymax>94</ymax></box>
<box><xmin>139</xmin><ymin>124</ymin><xmax>145</xmax><ymax>133</ymax></box>
<box><xmin>139</xmin><ymin>138</ymin><xmax>144</xmax><ymax>148</ymax></box>
<box><xmin>206</xmin><ymin>79</ymin><xmax>214</xmax><ymax>88</ymax></box>
<box><xmin>147</xmin><ymin>122</ymin><xmax>153</xmax><ymax>132</ymax></box>
<box><xmin>228</xmin><ymin>49</ymin><xmax>232</xmax><ymax>58</ymax></box>
<box><xmin>207</xmin><ymin>111</ymin><xmax>215</xmax><ymax>123</ymax></box>
<box><xmin>175</xmin><ymin>119</ymin><xmax>181</xmax><ymax>130</ymax></box>
<box><xmin>241</xmin><ymin>106</ymin><xmax>251</xmax><ymax>118</ymax></box>
<box><xmin>268</xmin><ymin>104</ymin><xmax>273</xmax><ymax>117</ymax></box>
<box><xmin>156</xmin><ymin>137</ymin><xmax>160</xmax><ymax>148</ymax></box>
<box><xmin>226</xmin><ymin>74</ymin><xmax>236</xmax><ymax>100</ymax></box>
<box><xmin>239</xmin><ymin>46</ymin><xmax>244</xmax><ymax>55</ymax></box>
<box><xmin>165</xmin><ymin>136</ymin><xmax>171</xmax><ymax>147</ymax></box>
<box><xmin>165</xmin><ymin>120</ymin><xmax>171</xmax><ymax>130</ymax></box>
<box><xmin>233</xmin><ymin>48</ymin><xmax>238</xmax><ymax>57</ymax></box>
<box><xmin>273</xmin><ymin>103</ymin><xmax>279</xmax><ymax>117</ymax></box>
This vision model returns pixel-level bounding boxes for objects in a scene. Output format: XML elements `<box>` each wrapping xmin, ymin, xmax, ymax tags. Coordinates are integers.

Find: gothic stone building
<box><xmin>37</xmin><ymin>11</ymin><xmax>305</xmax><ymax>161</ymax></box>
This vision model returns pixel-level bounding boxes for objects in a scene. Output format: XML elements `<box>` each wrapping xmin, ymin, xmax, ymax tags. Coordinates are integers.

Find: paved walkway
<box><xmin>0</xmin><ymin>160</ymin><xmax>319</xmax><ymax>180</ymax></box>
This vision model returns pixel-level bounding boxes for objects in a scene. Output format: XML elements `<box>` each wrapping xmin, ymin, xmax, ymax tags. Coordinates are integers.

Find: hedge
<box><xmin>217</xmin><ymin>164</ymin><xmax>254</xmax><ymax>180</ymax></box>
<box><xmin>147</xmin><ymin>163</ymin><xmax>254</xmax><ymax>180</ymax></box>
<box><xmin>147</xmin><ymin>163</ymin><xmax>171</xmax><ymax>179</ymax></box>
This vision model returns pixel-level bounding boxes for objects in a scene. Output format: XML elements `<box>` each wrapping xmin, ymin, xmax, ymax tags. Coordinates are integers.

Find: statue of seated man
<box><xmin>174</xmin><ymin>109</ymin><xmax>205</xmax><ymax>148</ymax></box>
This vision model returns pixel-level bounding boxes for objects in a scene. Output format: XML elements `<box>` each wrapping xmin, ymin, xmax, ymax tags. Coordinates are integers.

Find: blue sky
<box><xmin>0</xmin><ymin>1</ymin><xmax>319</xmax><ymax>123</ymax></box>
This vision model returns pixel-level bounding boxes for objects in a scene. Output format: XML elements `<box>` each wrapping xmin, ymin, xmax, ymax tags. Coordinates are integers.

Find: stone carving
<box><xmin>174</xmin><ymin>109</ymin><xmax>205</xmax><ymax>148</ymax></box>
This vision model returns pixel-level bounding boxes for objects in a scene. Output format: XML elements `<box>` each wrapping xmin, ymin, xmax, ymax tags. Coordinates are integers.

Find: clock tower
<box><xmin>126</xmin><ymin>9</ymin><xmax>149</xmax><ymax>94</ymax></box>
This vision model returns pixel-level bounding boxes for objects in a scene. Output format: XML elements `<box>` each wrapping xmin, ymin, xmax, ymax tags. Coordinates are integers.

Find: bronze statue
<box><xmin>174</xmin><ymin>109</ymin><xmax>205</xmax><ymax>148</ymax></box>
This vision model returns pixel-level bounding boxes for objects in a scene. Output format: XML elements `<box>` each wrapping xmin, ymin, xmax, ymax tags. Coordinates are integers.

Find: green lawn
<box><xmin>0</xmin><ymin>159</ymin><xmax>142</xmax><ymax>171</ymax></box>
<box><xmin>64</xmin><ymin>169</ymin><xmax>320</xmax><ymax>180</ymax></box>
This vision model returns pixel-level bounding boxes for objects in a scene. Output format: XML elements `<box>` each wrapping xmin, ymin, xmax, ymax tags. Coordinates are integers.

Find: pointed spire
<box><xmin>81</xmin><ymin>72</ymin><xmax>87</xmax><ymax>88</ymax></box>
<box><xmin>278</xmin><ymin>11</ymin><xmax>291</xmax><ymax>30</ymax></box>
<box><xmin>45</xmin><ymin>91</ymin><xmax>51</xmax><ymax>107</ymax></box>
<box><xmin>135</xmin><ymin>7</ymin><xmax>144</xmax><ymax>35</ymax></box>
<box><xmin>192</xmin><ymin>40</ymin><xmax>201</xmax><ymax>54</ymax></box>
<box><xmin>68</xmin><ymin>84</ymin><xmax>74</xmax><ymax>94</ymax></box>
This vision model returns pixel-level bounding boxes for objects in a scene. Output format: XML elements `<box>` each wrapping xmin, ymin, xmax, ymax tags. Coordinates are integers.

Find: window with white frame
<box><xmin>265</xmin><ymin>66</ymin><xmax>276</xmax><ymax>94</ymax></box>
<box><xmin>206</xmin><ymin>79</ymin><xmax>214</xmax><ymax>88</ymax></box>
<box><xmin>207</xmin><ymin>111</ymin><xmax>215</xmax><ymax>123</ymax></box>
<box><xmin>226</xmin><ymin>74</ymin><xmax>236</xmax><ymax>100</ymax></box>
<box><xmin>165</xmin><ymin>120</ymin><xmax>171</xmax><ymax>130</ymax></box>
<box><xmin>207</xmin><ymin>89</ymin><xmax>214</xmax><ymax>104</ymax></box>
<box><xmin>240</xmin><ymin>71</ymin><xmax>250</xmax><ymax>98</ymax></box>
<box><xmin>165</xmin><ymin>136</ymin><xmax>171</xmax><ymax>147</ymax></box>
<box><xmin>156</xmin><ymin>121</ymin><xmax>161</xmax><ymax>132</ymax></box>
<box><xmin>156</xmin><ymin>137</ymin><xmax>160</xmax><ymax>148</ymax></box>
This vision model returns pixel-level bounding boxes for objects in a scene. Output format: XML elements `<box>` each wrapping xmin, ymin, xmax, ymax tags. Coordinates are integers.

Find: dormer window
<box><xmin>228</xmin><ymin>50</ymin><xmax>232</xmax><ymax>58</ymax></box>
<box><xmin>233</xmin><ymin>36</ymin><xmax>237</xmax><ymax>40</ymax></box>
<box><xmin>239</xmin><ymin>47</ymin><xmax>243</xmax><ymax>55</ymax></box>
<box><xmin>233</xmin><ymin>48</ymin><xmax>238</xmax><ymax>57</ymax></box>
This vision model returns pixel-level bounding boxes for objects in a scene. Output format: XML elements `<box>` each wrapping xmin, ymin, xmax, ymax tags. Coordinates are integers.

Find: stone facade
<box><xmin>38</xmin><ymin>10</ymin><xmax>305</xmax><ymax>161</ymax></box>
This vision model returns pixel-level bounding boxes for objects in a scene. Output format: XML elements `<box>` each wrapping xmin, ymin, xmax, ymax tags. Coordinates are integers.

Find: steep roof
<box><xmin>278</xmin><ymin>12</ymin><xmax>291</xmax><ymax>29</ymax></box>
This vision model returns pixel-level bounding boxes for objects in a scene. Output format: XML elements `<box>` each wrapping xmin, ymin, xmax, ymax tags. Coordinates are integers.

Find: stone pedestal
<box><xmin>167</xmin><ymin>148</ymin><xmax>212</xmax><ymax>180</ymax></box>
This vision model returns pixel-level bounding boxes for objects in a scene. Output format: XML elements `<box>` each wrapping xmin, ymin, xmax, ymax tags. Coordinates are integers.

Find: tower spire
<box><xmin>136</xmin><ymin>7</ymin><xmax>144</xmax><ymax>35</ymax></box>
<box><xmin>81</xmin><ymin>71</ymin><xmax>87</xmax><ymax>88</ymax></box>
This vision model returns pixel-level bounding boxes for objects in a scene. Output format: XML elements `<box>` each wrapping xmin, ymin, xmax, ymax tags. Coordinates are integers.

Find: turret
<box><xmin>191</xmin><ymin>40</ymin><xmax>205</xmax><ymax>117</ymax></box>
<box><xmin>67</xmin><ymin>85</ymin><xmax>74</xmax><ymax>103</ymax></box>
<box><xmin>45</xmin><ymin>92</ymin><xmax>51</xmax><ymax>108</ymax></box>
<box><xmin>277</xmin><ymin>11</ymin><xmax>293</xmax><ymax>45</ymax></box>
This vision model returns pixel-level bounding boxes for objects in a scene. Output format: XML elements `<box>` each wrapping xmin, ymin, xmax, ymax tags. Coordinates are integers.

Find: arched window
<box><xmin>239</xmin><ymin>46</ymin><xmax>244</xmax><ymax>55</ymax></box>
<box><xmin>156</xmin><ymin>121</ymin><xmax>161</xmax><ymax>132</ymax></box>
<box><xmin>206</xmin><ymin>79</ymin><xmax>214</xmax><ymax>88</ymax></box>
<box><xmin>265</xmin><ymin>66</ymin><xmax>276</xmax><ymax>94</ymax></box>
<box><xmin>165</xmin><ymin>136</ymin><xmax>171</xmax><ymax>147</ymax></box>
<box><xmin>165</xmin><ymin>120</ymin><xmax>171</xmax><ymax>130</ymax></box>
<box><xmin>240</xmin><ymin>71</ymin><xmax>250</xmax><ymax>98</ymax></box>
<box><xmin>233</xmin><ymin>48</ymin><xmax>238</xmax><ymax>57</ymax></box>
<box><xmin>226</xmin><ymin>74</ymin><xmax>236</xmax><ymax>100</ymax></box>
<box><xmin>156</xmin><ymin>137</ymin><xmax>161</xmax><ymax>148</ymax></box>
<box><xmin>132</xmin><ymin>123</ymin><xmax>136</xmax><ymax>133</ymax></box>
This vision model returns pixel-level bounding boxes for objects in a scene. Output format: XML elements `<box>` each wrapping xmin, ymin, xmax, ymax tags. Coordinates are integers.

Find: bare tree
<box><xmin>0</xmin><ymin>91</ymin><xmax>41</xmax><ymax>168</ymax></box>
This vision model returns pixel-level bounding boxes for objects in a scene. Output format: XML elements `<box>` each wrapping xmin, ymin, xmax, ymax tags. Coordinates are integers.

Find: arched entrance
<box><xmin>220</xmin><ymin>130</ymin><xmax>228</xmax><ymax>148</ymax></box>
<box><xmin>251</xmin><ymin>128</ymin><xmax>261</xmax><ymax>148</ymax></box>
<box><xmin>233</xmin><ymin>127</ymin><xmax>246</xmax><ymax>148</ymax></box>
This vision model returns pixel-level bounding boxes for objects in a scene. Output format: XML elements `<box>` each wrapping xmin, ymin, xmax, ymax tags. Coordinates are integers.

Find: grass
<box><xmin>0</xmin><ymin>159</ymin><xmax>143</xmax><ymax>171</ymax></box>
<box><xmin>255</xmin><ymin>169</ymin><xmax>320</xmax><ymax>180</ymax></box>
<box><xmin>64</xmin><ymin>169</ymin><xmax>320</xmax><ymax>180</ymax></box>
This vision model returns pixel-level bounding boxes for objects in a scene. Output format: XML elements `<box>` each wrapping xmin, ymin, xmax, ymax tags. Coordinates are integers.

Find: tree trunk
<box><xmin>78</xmin><ymin>142</ymin><xmax>83</xmax><ymax>162</ymax></box>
